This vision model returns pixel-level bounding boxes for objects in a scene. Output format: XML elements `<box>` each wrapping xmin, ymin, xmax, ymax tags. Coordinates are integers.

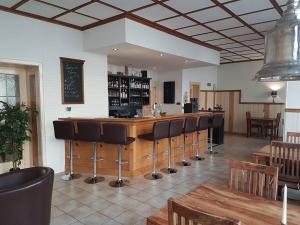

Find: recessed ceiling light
<box><xmin>113</xmin><ymin>48</ymin><xmax>119</xmax><ymax>51</ymax></box>
<box><xmin>160</xmin><ymin>53</ymin><xmax>164</xmax><ymax>57</ymax></box>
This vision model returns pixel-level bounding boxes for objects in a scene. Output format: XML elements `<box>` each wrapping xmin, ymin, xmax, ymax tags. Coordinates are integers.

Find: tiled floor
<box><xmin>51</xmin><ymin>135</ymin><xmax>269</xmax><ymax>225</ymax></box>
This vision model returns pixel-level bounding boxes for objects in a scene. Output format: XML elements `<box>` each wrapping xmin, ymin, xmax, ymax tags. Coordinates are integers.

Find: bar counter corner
<box><xmin>59</xmin><ymin>112</ymin><xmax>215</xmax><ymax>177</ymax></box>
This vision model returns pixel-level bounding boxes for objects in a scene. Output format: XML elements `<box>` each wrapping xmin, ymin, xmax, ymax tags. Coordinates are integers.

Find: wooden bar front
<box><xmin>60</xmin><ymin>112</ymin><xmax>213</xmax><ymax>177</ymax></box>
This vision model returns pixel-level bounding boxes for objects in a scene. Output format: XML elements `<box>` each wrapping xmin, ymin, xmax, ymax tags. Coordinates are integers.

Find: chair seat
<box><xmin>138</xmin><ymin>133</ymin><xmax>154</xmax><ymax>141</ymax></box>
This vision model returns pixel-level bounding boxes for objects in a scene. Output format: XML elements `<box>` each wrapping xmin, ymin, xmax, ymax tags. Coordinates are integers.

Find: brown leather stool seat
<box><xmin>0</xmin><ymin>167</ymin><xmax>54</xmax><ymax>225</ymax></box>
<box><xmin>208</xmin><ymin>114</ymin><xmax>223</xmax><ymax>154</ymax></box>
<box><xmin>138</xmin><ymin>120</ymin><xmax>170</xmax><ymax>180</ymax></box>
<box><xmin>77</xmin><ymin>122</ymin><xmax>104</xmax><ymax>184</ymax></box>
<box><xmin>191</xmin><ymin>116</ymin><xmax>209</xmax><ymax>161</ymax></box>
<box><xmin>178</xmin><ymin>117</ymin><xmax>197</xmax><ymax>166</ymax></box>
<box><xmin>161</xmin><ymin>119</ymin><xmax>184</xmax><ymax>174</ymax></box>
<box><xmin>102</xmin><ymin>123</ymin><xmax>135</xmax><ymax>188</ymax></box>
<box><xmin>53</xmin><ymin>121</ymin><xmax>80</xmax><ymax>180</ymax></box>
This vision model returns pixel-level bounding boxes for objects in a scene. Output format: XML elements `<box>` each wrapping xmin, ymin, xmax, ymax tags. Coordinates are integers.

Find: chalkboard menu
<box><xmin>60</xmin><ymin>57</ymin><xmax>85</xmax><ymax>104</ymax></box>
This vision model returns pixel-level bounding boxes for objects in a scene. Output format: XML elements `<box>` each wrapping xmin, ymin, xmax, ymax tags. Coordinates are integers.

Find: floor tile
<box><xmin>79</xmin><ymin>212</ymin><xmax>110</xmax><ymax>225</ymax></box>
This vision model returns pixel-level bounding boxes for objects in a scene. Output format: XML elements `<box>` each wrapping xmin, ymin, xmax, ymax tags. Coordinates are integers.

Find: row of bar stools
<box><xmin>178</xmin><ymin>117</ymin><xmax>197</xmax><ymax>166</ymax></box>
<box><xmin>161</xmin><ymin>119</ymin><xmax>184</xmax><ymax>174</ymax></box>
<box><xmin>53</xmin><ymin>121</ymin><xmax>81</xmax><ymax>181</ymax></box>
<box><xmin>208</xmin><ymin>114</ymin><xmax>223</xmax><ymax>154</ymax></box>
<box><xmin>102</xmin><ymin>123</ymin><xmax>135</xmax><ymax>187</ymax></box>
<box><xmin>138</xmin><ymin>120</ymin><xmax>170</xmax><ymax>180</ymax></box>
<box><xmin>76</xmin><ymin>122</ymin><xmax>104</xmax><ymax>184</ymax></box>
<box><xmin>191</xmin><ymin>116</ymin><xmax>209</xmax><ymax>161</ymax></box>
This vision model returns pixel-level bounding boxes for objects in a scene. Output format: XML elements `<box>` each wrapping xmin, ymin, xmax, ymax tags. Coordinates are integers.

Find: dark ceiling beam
<box><xmin>11</xmin><ymin>0</ymin><xmax>30</xmax><ymax>9</ymax></box>
<box><xmin>269</xmin><ymin>0</ymin><xmax>283</xmax><ymax>16</ymax></box>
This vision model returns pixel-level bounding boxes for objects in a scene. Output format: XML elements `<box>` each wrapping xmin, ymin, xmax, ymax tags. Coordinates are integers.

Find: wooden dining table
<box><xmin>147</xmin><ymin>183</ymin><xmax>300</xmax><ymax>225</ymax></box>
<box><xmin>251</xmin><ymin>117</ymin><xmax>277</xmax><ymax>139</ymax></box>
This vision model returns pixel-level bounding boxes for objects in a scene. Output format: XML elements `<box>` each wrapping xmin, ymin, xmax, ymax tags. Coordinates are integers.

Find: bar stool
<box><xmin>76</xmin><ymin>122</ymin><xmax>105</xmax><ymax>184</ymax></box>
<box><xmin>208</xmin><ymin>114</ymin><xmax>223</xmax><ymax>154</ymax></box>
<box><xmin>178</xmin><ymin>117</ymin><xmax>197</xmax><ymax>166</ymax></box>
<box><xmin>53</xmin><ymin>121</ymin><xmax>81</xmax><ymax>181</ymax></box>
<box><xmin>161</xmin><ymin>119</ymin><xmax>184</xmax><ymax>174</ymax></box>
<box><xmin>191</xmin><ymin>116</ymin><xmax>209</xmax><ymax>161</ymax></box>
<box><xmin>138</xmin><ymin>120</ymin><xmax>170</xmax><ymax>180</ymax></box>
<box><xmin>102</xmin><ymin>123</ymin><xmax>135</xmax><ymax>188</ymax></box>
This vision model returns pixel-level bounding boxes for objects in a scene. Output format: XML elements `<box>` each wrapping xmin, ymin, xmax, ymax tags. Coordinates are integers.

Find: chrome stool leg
<box><xmin>110</xmin><ymin>145</ymin><xmax>129</xmax><ymax>187</ymax></box>
<box><xmin>178</xmin><ymin>134</ymin><xmax>191</xmax><ymax>166</ymax></box>
<box><xmin>85</xmin><ymin>142</ymin><xmax>105</xmax><ymax>184</ymax></box>
<box><xmin>62</xmin><ymin>140</ymin><xmax>81</xmax><ymax>181</ymax></box>
<box><xmin>191</xmin><ymin>132</ymin><xmax>205</xmax><ymax>161</ymax></box>
<box><xmin>208</xmin><ymin>128</ymin><xmax>218</xmax><ymax>154</ymax></box>
<box><xmin>161</xmin><ymin>138</ymin><xmax>177</xmax><ymax>174</ymax></box>
<box><xmin>145</xmin><ymin>141</ymin><xmax>163</xmax><ymax>180</ymax></box>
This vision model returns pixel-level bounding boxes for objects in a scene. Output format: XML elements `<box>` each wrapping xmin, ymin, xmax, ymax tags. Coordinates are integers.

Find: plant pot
<box><xmin>9</xmin><ymin>167</ymin><xmax>20</xmax><ymax>172</ymax></box>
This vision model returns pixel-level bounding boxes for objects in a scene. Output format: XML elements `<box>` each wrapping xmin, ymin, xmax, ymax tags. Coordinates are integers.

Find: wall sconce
<box><xmin>271</xmin><ymin>90</ymin><xmax>277</xmax><ymax>103</ymax></box>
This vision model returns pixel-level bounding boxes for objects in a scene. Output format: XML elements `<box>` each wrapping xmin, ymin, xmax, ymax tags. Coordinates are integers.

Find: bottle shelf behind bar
<box><xmin>108</xmin><ymin>74</ymin><xmax>151</xmax><ymax>117</ymax></box>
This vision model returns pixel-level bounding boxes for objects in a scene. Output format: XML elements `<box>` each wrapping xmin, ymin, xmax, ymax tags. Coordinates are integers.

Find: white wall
<box><xmin>218</xmin><ymin>61</ymin><xmax>286</xmax><ymax>103</ymax></box>
<box><xmin>182</xmin><ymin>66</ymin><xmax>218</xmax><ymax>103</ymax></box>
<box><xmin>0</xmin><ymin>11</ymin><xmax>108</xmax><ymax>173</ymax></box>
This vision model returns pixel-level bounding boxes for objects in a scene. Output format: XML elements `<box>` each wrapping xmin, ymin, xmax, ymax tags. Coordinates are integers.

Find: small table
<box><xmin>251</xmin><ymin>117</ymin><xmax>277</xmax><ymax>139</ymax></box>
<box><xmin>147</xmin><ymin>183</ymin><xmax>300</xmax><ymax>225</ymax></box>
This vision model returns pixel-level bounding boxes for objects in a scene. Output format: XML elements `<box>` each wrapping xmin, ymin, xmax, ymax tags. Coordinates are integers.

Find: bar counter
<box><xmin>60</xmin><ymin>112</ymin><xmax>213</xmax><ymax>177</ymax></box>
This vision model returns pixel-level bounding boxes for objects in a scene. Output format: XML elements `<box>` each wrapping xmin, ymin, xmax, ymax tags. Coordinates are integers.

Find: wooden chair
<box><xmin>270</xmin><ymin>141</ymin><xmax>300</xmax><ymax>190</ymax></box>
<box><xmin>287</xmin><ymin>132</ymin><xmax>300</xmax><ymax>144</ymax></box>
<box><xmin>265</xmin><ymin>113</ymin><xmax>281</xmax><ymax>140</ymax></box>
<box><xmin>168</xmin><ymin>198</ymin><xmax>240</xmax><ymax>225</ymax></box>
<box><xmin>246</xmin><ymin>112</ymin><xmax>262</xmax><ymax>138</ymax></box>
<box><xmin>228</xmin><ymin>159</ymin><xmax>278</xmax><ymax>200</ymax></box>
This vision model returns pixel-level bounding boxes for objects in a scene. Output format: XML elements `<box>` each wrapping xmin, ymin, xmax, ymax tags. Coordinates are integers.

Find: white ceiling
<box><xmin>104</xmin><ymin>44</ymin><xmax>212</xmax><ymax>72</ymax></box>
<box><xmin>0</xmin><ymin>0</ymin><xmax>288</xmax><ymax>64</ymax></box>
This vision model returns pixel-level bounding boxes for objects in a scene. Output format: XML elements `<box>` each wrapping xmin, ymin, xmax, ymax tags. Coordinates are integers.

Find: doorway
<box><xmin>189</xmin><ymin>82</ymin><xmax>200</xmax><ymax>104</ymax></box>
<box><xmin>0</xmin><ymin>62</ymin><xmax>42</xmax><ymax>172</ymax></box>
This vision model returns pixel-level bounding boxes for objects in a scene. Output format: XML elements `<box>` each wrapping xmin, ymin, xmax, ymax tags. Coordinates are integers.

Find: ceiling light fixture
<box><xmin>113</xmin><ymin>48</ymin><xmax>119</xmax><ymax>51</ymax></box>
<box><xmin>255</xmin><ymin>0</ymin><xmax>300</xmax><ymax>82</ymax></box>
<box><xmin>160</xmin><ymin>53</ymin><xmax>164</xmax><ymax>57</ymax></box>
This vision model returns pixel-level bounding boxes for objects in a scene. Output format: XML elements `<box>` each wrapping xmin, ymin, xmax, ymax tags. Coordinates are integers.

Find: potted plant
<box><xmin>0</xmin><ymin>101</ymin><xmax>38</xmax><ymax>171</ymax></box>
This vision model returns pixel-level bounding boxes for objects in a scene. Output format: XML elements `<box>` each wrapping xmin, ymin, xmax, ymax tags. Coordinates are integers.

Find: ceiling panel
<box><xmin>101</xmin><ymin>0</ymin><xmax>152</xmax><ymax>11</ymax></box>
<box><xmin>229</xmin><ymin>46</ymin><xmax>252</xmax><ymax>52</ymax></box>
<box><xmin>188</xmin><ymin>7</ymin><xmax>230</xmax><ymax>23</ymax></box>
<box><xmin>240</xmin><ymin>9</ymin><xmax>281</xmax><ymax>24</ymax></box>
<box><xmin>158</xmin><ymin>16</ymin><xmax>195</xmax><ymax>30</ymax></box>
<box><xmin>42</xmin><ymin>0</ymin><xmax>90</xmax><ymax>9</ymax></box>
<box><xmin>56</xmin><ymin>12</ymin><xmax>97</xmax><ymax>26</ymax></box>
<box><xmin>226</xmin><ymin>0</ymin><xmax>273</xmax><ymax>15</ymax></box>
<box><xmin>220</xmin><ymin>27</ymin><xmax>253</xmax><ymax>37</ymax></box>
<box><xmin>206</xmin><ymin>38</ymin><xmax>234</xmax><ymax>46</ymax></box>
<box><xmin>242</xmin><ymin>39</ymin><xmax>265</xmax><ymax>46</ymax></box>
<box><xmin>0</xmin><ymin>0</ymin><xmax>21</xmax><ymax>8</ymax></box>
<box><xmin>76</xmin><ymin>2</ymin><xmax>122</xmax><ymax>20</ymax></box>
<box><xmin>251</xmin><ymin>20</ymin><xmax>276</xmax><ymax>32</ymax></box>
<box><xmin>219</xmin><ymin>42</ymin><xmax>243</xmax><ymax>49</ymax></box>
<box><xmin>165</xmin><ymin>0</ymin><xmax>214</xmax><ymax>13</ymax></box>
<box><xmin>232</xmin><ymin>33</ymin><xmax>262</xmax><ymax>42</ymax></box>
<box><xmin>194</xmin><ymin>32</ymin><xmax>224</xmax><ymax>42</ymax></box>
<box><xmin>133</xmin><ymin>4</ymin><xmax>177</xmax><ymax>21</ymax></box>
<box><xmin>177</xmin><ymin>25</ymin><xmax>211</xmax><ymax>36</ymax></box>
<box><xmin>18</xmin><ymin>0</ymin><xmax>65</xmax><ymax>18</ymax></box>
<box><xmin>206</xmin><ymin>18</ymin><xmax>243</xmax><ymax>31</ymax></box>
<box><xmin>250</xmin><ymin>44</ymin><xmax>266</xmax><ymax>50</ymax></box>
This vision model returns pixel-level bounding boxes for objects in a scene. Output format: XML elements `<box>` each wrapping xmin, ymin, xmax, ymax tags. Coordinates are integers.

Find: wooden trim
<box><xmin>269</xmin><ymin>0</ymin><xmax>283</xmax><ymax>16</ymax></box>
<box><xmin>221</xmin><ymin>59</ymin><xmax>264</xmax><ymax>65</ymax></box>
<box><xmin>11</xmin><ymin>0</ymin><xmax>29</xmax><ymax>9</ymax></box>
<box><xmin>285</xmin><ymin>108</ymin><xmax>300</xmax><ymax>113</ymax></box>
<box><xmin>60</xmin><ymin>57</ymin><xmax>85</xmax><ymax>104</ymax></box>
<box><xmin>228</xmin><ymin>92</ymin><xmax>234</xmax><ymax>132</ymax></box>
<box><xmin>201</xmin><ymin>90</ymin><xmax>285</xmax><ymax>105</ymax></box>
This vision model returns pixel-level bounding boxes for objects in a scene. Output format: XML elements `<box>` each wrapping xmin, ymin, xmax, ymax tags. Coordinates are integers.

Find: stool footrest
<box><xmin>114</xmin><ymin>160</ymin><xmax>129</xmax><ymax>165</ymax></box>
<box><xmin>109</xmin><ymin>179</ymin><xmax>129</xmax><ymax>188</ymax></box>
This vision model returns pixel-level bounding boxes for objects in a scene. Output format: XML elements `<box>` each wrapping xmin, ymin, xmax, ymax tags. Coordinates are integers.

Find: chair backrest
<box><xmin>276</xmin><ymin>113</ymin><xmax>281</xmax><ymax>127</ymax></box>
<box><xmin>169</xmin><ymin>119</ymin><xmax>184</xmax><ymax>138</ymax></box>
<box><xmin>183</xmin><ymin>117</ymin><xmax>197</xmax><ymax>133</ymax></box>
<box><xmin>168</xmin><ymin>198</ymin><xmax>240</xmax><ymax>225</ymax></box>
<box><xmin>270</xmin><ymin>141</ymin><xmax>300</xmax><ymax>181</ymax></box>
<box><xmin>53</xmin><ymin>121</ymin><xmax>75</xmax><ymax>140</ymax></box>
<box><xmin>286</xmin><ymin>132</ymin><xmax>300</xmax><ymax>144</ymax></box>
<box><xmin>102</xmin><ymin>123</ymin><xmax>128</xmax><ymax>145</ymax></box>
<box><xmin>198</xmin><ymin>116</ymin><xmax>209</xmax><ymax>131</ymax></box>
<box><xmin>228</xmin><ymin>160</ymin><xmax>278</xmax><ymax>200</ymax></box>
<box><xmin>0</xmin><ymin>167</ymin><xmax>54</xmax><ymax>225</ymax></box>
<box><xmin>212</xmin><ymin>114</ymin><xmax>223</xmax><ymax>128</ymax></box>
<box><xmin>76</xmin><ymin>122</ymin><xmax>101</xmax><ymax>142</ymax></box>
<box><xmin>153</xmin><ymin>120</ymin><xmax>170</xmax><ymax>140</ymax></box>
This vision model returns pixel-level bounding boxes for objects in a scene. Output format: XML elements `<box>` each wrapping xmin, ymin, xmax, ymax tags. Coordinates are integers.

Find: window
<box><xmin>0</xmin><ymin>74</ymin><xmax>20</xmax><ymax>105</ymax></box>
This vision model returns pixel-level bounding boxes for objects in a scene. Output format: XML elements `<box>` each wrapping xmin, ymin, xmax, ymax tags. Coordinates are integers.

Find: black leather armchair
<box><xmin>0</xmin><ymin>167</ymin><xmax>54</xmax><ymax>225</ymax></box>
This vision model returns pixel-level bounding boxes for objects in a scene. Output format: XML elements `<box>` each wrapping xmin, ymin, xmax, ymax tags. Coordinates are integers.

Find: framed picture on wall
<box><xmin>60</xmin><ymin>57</ymin><xmax>85</xmax><ymax>104</ymax></box>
